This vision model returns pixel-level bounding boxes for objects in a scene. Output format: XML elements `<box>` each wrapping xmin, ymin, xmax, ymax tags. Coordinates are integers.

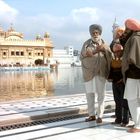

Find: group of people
<box><xmin>80</xmin><ymin>18</ymin><xmax>140</xmax><ymax>133</ymax></box>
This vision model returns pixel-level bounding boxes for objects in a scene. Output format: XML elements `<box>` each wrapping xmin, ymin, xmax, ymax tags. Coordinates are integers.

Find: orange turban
<box><xmin>114</xmin><ymin>27</ymin><xmax>125</xmax><ymax>38</ymax></box>
<box><xmin>125</xmin><ymin>18</ymin><xmax>140</xmax><ymax>31</ymax></box>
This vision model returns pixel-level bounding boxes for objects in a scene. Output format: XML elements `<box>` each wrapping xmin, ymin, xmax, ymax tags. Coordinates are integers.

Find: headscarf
<box><xmin>114</xmin><ymin>27</ymin><xmax>125</xmax><ymax>38</ymax></box>
<box><xmin>89</xmin><ymin>24</ymin><xmax>102</xmax><ymax>36</ymax></box>
<box><xmin>125</xmin><ymin>18</ymin><xmax>140</xmax><ymax>31</ymax></box>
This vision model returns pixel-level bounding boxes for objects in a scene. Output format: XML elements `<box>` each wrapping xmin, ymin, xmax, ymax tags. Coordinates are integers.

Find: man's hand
<box><xmin>86</xmin><ymin>50</ymin><xmax>93</xmax><ymax>57</ymax></box>
<box><xmin>96</xmin><ymin>45</ymin><xmax>105</xmax><ymax>52</ymax></box>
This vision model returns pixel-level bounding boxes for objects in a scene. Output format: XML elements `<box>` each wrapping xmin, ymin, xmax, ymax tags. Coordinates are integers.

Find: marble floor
<box><xmin>0</xmin><ymin>92</ymin><xmax>114</xmax><ymax>125</ymax></box>
<box><xmin>0</xmin><ymin>113</ymin><xmax>139</xmax><ymax>140</ymax></box>
<box><xmin>0</xmin><ymin>92</ymin><xmax>139</xmax><ymax>139</ymax></box>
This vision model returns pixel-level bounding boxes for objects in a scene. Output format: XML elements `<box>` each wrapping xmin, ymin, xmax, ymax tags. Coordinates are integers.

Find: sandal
<box><xmin>96</xmin><ymin>117</ymin><xmax>102</xmax><ymax>123</ymax></box>
<box><xmin>85</xmin><ymin>116</ymin><xmax>96</xmax><ymax>122</ymax></box>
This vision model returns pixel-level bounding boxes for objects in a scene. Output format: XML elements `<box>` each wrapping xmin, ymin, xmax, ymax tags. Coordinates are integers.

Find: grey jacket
<box><xmin>80</xmin><ymin>39</ymin><xmax>112</xmax><ymax>82</ymax></box>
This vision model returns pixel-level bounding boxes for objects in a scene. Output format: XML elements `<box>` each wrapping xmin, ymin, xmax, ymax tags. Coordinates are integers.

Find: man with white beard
<box><xmin>80</xmin><ymin>24</ymin><xmax>112</xmax><ymax>123</ymax></box>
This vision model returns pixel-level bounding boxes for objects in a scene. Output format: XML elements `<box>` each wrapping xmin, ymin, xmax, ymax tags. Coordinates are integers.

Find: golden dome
<box><xmin>6</xmin><ymin>25</ymin><xmax>23</xmax><ymax>40</ymax></box>
<box><xmin>44</xmin><ymin>32</ymin><xmax>50</xmax><ymax>38</ymax></box>
<box><xmin>36</xmin><ymin>34</ymin><xmax>43</xmax><ymax>40</ymax></box>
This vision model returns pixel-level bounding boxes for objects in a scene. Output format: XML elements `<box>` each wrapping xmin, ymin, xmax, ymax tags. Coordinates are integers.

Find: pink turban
<box><xmin>125</xmin><ymin>18</ymin><xmax>140</xmax><ymax>31</ymax></box>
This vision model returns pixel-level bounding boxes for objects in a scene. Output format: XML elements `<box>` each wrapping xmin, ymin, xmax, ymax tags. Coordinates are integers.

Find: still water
<box><xmin>0</xmin><ymin>67</ymin><xmax>111</xmax><ymax>102</ymax></box>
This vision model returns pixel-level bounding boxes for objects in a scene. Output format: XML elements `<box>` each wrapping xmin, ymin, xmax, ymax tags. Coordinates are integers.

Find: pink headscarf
<box><xmin>125</xmin><ymin>18</ymin><xmax>140</xmax><ymax>31</ymax></box>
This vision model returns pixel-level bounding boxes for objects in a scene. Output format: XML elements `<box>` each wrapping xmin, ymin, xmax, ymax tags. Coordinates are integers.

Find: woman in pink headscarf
<box><xmin>122</xmin><ymin>18</ymin><xmax>140</xmax><ymax>133</ymax></box>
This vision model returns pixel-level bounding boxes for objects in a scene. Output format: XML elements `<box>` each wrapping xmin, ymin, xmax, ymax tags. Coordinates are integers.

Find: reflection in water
<box><xmin>0</xmin><ymin>67</ymin><xmax>84</xmax><ymax>101</ymax></box>
<box><xmin>0</xmin><ymin>67</ymin><xmax>111</xmax><ymax>102</ymax></box>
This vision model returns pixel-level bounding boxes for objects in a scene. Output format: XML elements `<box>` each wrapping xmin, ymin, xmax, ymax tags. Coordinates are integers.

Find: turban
<box><xmin>89</xmin><ymin>24</ymin><xmax>102</xmax><ymax>36</ymax></box>
<box><xmin>125</xmin><ymin>18</ymin><xmax>140</xmax><ymax>31</ymax></box>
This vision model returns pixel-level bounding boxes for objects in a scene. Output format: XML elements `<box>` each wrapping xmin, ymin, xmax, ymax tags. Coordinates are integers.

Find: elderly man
<box><xmin>122</xmin><ymin>18</ymin><xmax>140</xmax><ymax>133</ymax></box>
<box><xmin>80</xmin><ymin>24</ymin><xmax>112</xmax><ymax>123</ymax></box>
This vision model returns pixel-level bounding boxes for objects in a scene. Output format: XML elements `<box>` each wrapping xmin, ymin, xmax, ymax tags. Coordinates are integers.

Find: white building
<box><xmin>49</xmin><ymin>46</ymin><xmax>80</xmax><ymax>68</ymax></box>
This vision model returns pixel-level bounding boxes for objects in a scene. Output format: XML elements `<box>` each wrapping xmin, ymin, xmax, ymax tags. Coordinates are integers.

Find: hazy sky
<box><xmin>0</xmin><ymin>0</ymin><xmax>140</xmax><ymax>50</ymax></box>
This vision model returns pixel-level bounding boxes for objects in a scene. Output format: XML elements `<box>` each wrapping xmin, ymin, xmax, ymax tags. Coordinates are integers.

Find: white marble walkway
<box><xmin>0</xmin><ymin>92</ymin><xmax>114</xmax><ymax>125</ymax></box>
<box><xmin>0</xmin><ymin>113</ymin><xmax>138</xmax><ymax>140</ymax></box>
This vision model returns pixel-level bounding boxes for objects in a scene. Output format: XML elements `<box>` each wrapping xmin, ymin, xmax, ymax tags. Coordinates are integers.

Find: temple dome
<box><xmin>6</xmin><ymin>26</ymin><xmax>23</xmax><ymax>40</ymax></box>
<box><xmin>44</xmin><ymin>32</ymin><xmax>50</xmax><ymax>38</ymax></box>
<box><xmin>36</xmin><ymin>34</ymin><xmax>43</xmax><ymax>40</ymax></box>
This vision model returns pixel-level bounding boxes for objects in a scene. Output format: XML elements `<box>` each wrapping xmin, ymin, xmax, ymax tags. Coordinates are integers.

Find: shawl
<box><xmin>122</xmin><ymin>31</ymin><xmax>140</xmax><ymax>81</ymax></box>
<box><xmin>80</xmin><ymin>39</ymin><xmax>112</xmax><ymax>82</ymax></box>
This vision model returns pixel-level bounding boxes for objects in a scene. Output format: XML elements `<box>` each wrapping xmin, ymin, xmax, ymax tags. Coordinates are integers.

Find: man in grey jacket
<box><xmin>80</xmin><ymin>24</ymin><xmax>112</xmax><ymax>123</ymax></box>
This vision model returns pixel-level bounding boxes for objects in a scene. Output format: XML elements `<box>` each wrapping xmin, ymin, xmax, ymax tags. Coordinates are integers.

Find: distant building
<box><xmin>112</xmin><ymin>17</ymin><xmax>119</xmax><ymax>39</ymax></box>
<box><xmin>49</xmin><ymin>46</ymin><xmax>74</xmax><ymax>67</ymax></box>
<box><xmin>49</xmin><ymin>46</ymin><xmax>81</xmax><ymax>67</ymax></box>
<box><xmin>0</xmin><ymin>24</ymin><xmax>53</xmax><ymax>66</ymax></box>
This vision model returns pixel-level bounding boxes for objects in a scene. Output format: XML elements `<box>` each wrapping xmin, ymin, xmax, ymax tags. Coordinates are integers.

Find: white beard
<box><xmin>91</xmin><ymin>36</ymin><xmax>102</xmax><ymax>45</ymax></box>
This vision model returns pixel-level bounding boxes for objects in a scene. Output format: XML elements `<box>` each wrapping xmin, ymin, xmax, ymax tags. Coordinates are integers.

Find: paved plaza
<box><xmin>0</xmin><ymin>92</ymin><xmax>114</xmax><ymax>125</ymax></box>
<box><xmin>0</xmin><ymin>92</ymin><xmax>139</xmax><ymax>140</ymax></box>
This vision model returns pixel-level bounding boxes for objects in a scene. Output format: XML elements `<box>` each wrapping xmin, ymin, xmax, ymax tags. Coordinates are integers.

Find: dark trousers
<box><xmin>112</xmin><ymin>82</ymin><xmax>129</xmax><ymax>124</ymax></box>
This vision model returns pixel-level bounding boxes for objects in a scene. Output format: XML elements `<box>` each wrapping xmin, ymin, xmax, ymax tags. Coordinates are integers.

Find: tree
<box><xmin>35</xmin><ymin>59</ymin><xmax>44</xmax><ymax>65</ymax></box>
